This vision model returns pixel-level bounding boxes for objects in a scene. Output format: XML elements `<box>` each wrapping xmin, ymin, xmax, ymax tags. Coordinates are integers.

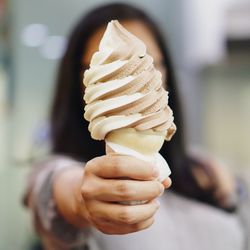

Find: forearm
<box><xmin>23</xmin><ymin>156</ymin><xmax>93</xmax><ymax>249</ymax></box>
<box><xmin>53</xmin><ymin>167</ymin><xmax>91</xmax><ymax>228</ymax></box>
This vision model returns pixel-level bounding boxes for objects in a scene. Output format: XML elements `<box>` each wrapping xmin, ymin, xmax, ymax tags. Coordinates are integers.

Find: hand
<box><xmin>190</xmin><ymin>152</ymin><xmax>236</xmax><ymax>208</ymax></box>
<box><xmin>80</xmin><ymin>154</ymin><xmax>171</xmax><ymax>234</ymax></box>
<box><xmin>206</xmin><ymin>158</ymin><xmax>236</xmax><ymax>208</ymax></box>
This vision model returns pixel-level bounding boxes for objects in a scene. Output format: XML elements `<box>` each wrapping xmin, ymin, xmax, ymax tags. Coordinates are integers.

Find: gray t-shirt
<box><xmin>91</xmin><ymin>191</ymin><xmax>244</xmax><ymax>250</ymax></box>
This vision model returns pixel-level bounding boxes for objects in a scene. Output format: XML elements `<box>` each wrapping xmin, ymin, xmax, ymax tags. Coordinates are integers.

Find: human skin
<box><xmin>53</xmin><ymin>20</ymin><xmax>172</xmax><ymax>234</ymax></box>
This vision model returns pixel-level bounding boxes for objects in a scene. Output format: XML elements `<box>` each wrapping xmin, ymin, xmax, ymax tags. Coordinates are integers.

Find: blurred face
<box><xmin>82</xmin><ymin>20</ymin><xmax>167</xmax><ymax>86</ymax></box>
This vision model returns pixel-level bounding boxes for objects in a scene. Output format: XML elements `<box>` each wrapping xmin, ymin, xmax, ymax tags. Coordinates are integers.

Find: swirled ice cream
<box><xmin>83</xmin><ymin>20</ymin><xmax>176</xmax><ymax>183</ymax></box>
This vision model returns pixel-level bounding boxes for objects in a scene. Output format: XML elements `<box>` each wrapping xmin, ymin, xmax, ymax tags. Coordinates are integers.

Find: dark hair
<box><xmin>51</xmin><ymin>3</ymin><xmax>222</xmax><ymax>208</ymax></box>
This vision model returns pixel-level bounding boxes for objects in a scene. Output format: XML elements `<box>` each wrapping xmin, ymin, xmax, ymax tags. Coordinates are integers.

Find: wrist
<box><xmin>53</xmin><ymin>167</ymin><xmax>91</xmax><ymax>228</ymax></box>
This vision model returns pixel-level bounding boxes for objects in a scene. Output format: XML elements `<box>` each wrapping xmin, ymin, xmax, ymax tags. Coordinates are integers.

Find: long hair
<box><xmin>51</xmin><ymin>3</ymin><xmax>220</xmax><ymax>208</ymax></box>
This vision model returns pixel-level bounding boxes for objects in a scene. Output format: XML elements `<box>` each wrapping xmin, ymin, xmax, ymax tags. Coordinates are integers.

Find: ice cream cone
<box><xmin>82</xmin><ymin>20</ymin><xmax>176</xmax><ymax>204</ymax></box>
<box><xmin>105</xmin><ymin>128</ymin><xmax>171</xmax><ymax>182</ymax></box>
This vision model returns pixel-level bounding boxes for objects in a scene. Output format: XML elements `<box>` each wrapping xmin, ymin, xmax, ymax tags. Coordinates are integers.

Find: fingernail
<box><xmin>152</xmin><ymin>166</ymin><xmax>159</xmax><ymax>177</ymax></box>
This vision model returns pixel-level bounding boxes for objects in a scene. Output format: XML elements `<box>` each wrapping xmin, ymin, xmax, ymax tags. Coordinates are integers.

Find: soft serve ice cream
<box><xmin>83</xmin><ymin>20</ymin><xmax>176</xmax><ymax>184</ymax></box>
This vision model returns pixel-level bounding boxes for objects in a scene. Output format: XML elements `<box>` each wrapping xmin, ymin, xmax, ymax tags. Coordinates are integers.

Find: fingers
<box><xmin>88</xmin><ymin>199</ymin><xmax>159</xmax><ymax>224</ymax></box>
<box><xmin>92</xmin><ymin>215</ymin><xmax>155</xmax><ymax>235</ymax></box>
<box><xmin>85</xmin><ymin>155</ymin><xmax>159</xmax><ymax>181</ymax></box>
<box><xmin>81</xmin><ymin>176</ymin><xmax>164</xmax><ymax>202</ymax></box>
<box><xmin>87</xmin><ymin>200</ymin><xmax>158</xmax><ymax>234</ymax></box>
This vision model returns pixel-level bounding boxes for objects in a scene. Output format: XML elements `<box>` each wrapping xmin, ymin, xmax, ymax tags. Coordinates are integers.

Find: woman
<box><xmin>24</xmin><ymin>3</ymin><xmax>246</xmax><ymax>250</ymax></box>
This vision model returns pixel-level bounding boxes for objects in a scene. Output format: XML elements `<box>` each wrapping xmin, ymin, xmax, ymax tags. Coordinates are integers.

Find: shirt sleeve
<box><xmin>23</xmin><ymin>155</ymin><xmax>93</xmax><ymax>250</ymax></box>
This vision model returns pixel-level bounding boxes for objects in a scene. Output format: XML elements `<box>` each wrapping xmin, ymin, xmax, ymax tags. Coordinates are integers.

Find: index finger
<box><xmin>85</xmin><ymin>155</ymin><xmax>159</xmax><ymax>181</ymax></box>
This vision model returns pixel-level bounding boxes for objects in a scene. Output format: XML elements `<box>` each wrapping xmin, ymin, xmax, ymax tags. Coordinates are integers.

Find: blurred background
<box><xmin>0</xmin><ymin>0</ymin><xmax>250</xmax><ymax>249</ymax></box>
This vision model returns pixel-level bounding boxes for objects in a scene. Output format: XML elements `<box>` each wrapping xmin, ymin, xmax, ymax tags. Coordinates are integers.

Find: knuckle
<box><xmin>81</xmin><ymin>184</ymin><xmax>92</xmax><ymax>199</ymax></box>
<box><xmin>109</xmin><ymin>156</ymin><xmax>122</xmax><ymax>169</ymax></box>
<box><xmin>111</xmin><ymin>164</ymin><xmax>121</xmax><ymax>176</ymax></box>
<box><xmin>118</xmin><ymin>207</ymin><xmax>136</xmax><ymax>224</ymax></box>
<box><xmin>116</xmin><ymin>182</ymin><xmax>134</xmax><ymax>199</ymax></box>
<box><xmin>116</xmin><ymin>182</ymin><xmax>128</xmax><ymax>193</ymax></box>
